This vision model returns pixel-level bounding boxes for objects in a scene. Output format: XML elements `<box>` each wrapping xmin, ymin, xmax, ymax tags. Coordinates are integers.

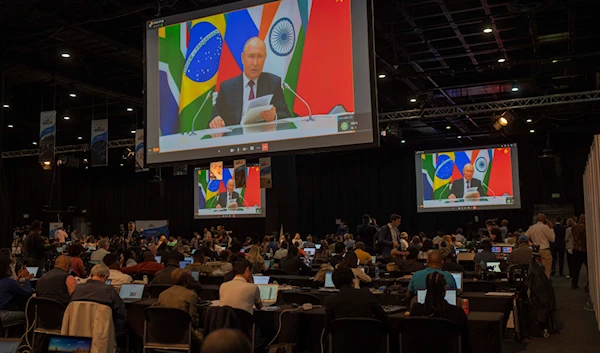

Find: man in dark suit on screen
<box><xmin>209</xmin><ymin>37</ymin><xmax>291</xmax><ymax>128</ymax></box>
<box><xmin>448</xmin><ymin>163</ymin><xmax>485</xmax><ymax>200</ymax></box>
<box><xmin>216</xmin><ymin>179</ymin><xmax>242</xmax><ymax>209</ymax></box>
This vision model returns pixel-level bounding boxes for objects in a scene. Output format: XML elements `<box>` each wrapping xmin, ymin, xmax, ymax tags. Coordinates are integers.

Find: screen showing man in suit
<box><xmin>146</xmin><ymin>0</ymin><xmax>376</xmax><ymax>165</ymax></box>
<box><xmin>194</xmin><ymin>167</ymin><xmax>265</xmax><ymax>219</ymax></box>
<box><xmin>415</xmin><ymin>145</ymin><xmax>522</xmax><ymax>212</ymax></box>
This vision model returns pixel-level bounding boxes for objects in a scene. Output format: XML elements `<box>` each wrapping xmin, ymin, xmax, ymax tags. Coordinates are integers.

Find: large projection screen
<box><xmin>145</xmin><ymin>0</ymin><xmax>377</xmax><ymax>165</ymax></box>
<box><xmin>193</xmin><ymin>166</ymin><xmax>266</xmax><ymax>219</ymax></box>
<box><xmin>415</xmin><ymin>144</ymin><xmax>522</xmax><ymax>213</ymax></box>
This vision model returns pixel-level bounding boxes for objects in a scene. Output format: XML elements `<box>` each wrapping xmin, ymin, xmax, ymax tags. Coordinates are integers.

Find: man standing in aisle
<box><xmin>525</xmin><ymin>214</ymin><xmax>555</xmax><ymax>278</ymax></box>
<box><xmin>125</xmin><ymin>221</ymin><xmax>139</xmax><ymax>243</ymax></box>
<box><xmin>570</xmin><ymin>215</ymin><xmax>587</xmax><ymax>289</ymax></box>
<box><xmin>357</xmin><ymin>214</ymin><xmax>378</xmax><ymax>251</ymax></box>
<box><xmin>552</xmin><ymin>217</ymin><xmax>566</xmax><ymax>276</ymax></box>
<box><xmin>378</xmin><ymin>214</ymin><xmax>401</xmax><ymax>258</ymax></box>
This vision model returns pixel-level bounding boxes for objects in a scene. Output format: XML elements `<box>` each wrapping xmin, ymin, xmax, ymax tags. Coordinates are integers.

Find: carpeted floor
<box><xmin>503</xmin><ymin>262</ymin><xmax>600</xmax><ymax>353</ymax></box>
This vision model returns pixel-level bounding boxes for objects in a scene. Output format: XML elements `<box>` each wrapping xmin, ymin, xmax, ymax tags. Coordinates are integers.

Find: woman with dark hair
<box><xmin>280</xmin><ymin>245</ymin><xmax>310</xmax><ymax>275</ymax></box>
<box><xmin>418</xmin><ymin>239</ymin><xmax>434</xmax><ymax>260</ymax></box>
<box><xmin>410</xmin><ymin>272</ymin><xmax>468</xmax><ymax>345</ymax></box>
<box><xmin>122</xmin><ymin>248</ymin><xmax>138</xmax><ymax>267</ymax></box>
<box><xmin>339</xmin><ymin>251</ymin><xmax>372</xmax><ymax>288</ymax></box>
<box><xmin>314</xmin><ymin>241</ymin><xmax>331</xmax><ymax>261</ymax></box>
<box><xmin>68</xmin><ymin>244</ymin><xmax>87</xmax><ymax>278</ymax></box>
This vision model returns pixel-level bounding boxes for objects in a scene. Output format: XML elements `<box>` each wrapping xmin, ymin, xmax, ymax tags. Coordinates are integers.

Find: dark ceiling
<box><xmin>1</xmin><ymin>0</ymin><xmax>600</xmax><ymax>158</ymax></box>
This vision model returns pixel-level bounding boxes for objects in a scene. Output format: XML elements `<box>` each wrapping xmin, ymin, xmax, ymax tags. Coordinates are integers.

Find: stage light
<box><xmin>69</xmin><ymin>93</ymin><xmax>77</xmax><ymax>98</ymax></box>
<box><xmin>32</xmin><ymin>142</ymin><xmax>38</xmax><ymax>145</ymax></box>
<box><xmin>446</xmin><ymin>126</ymin><xmax>451</xmax><ymax>130</ymax></box>
<box><xmin>526</xmin><ymin>119</ymin><xmax>533</xmax><ymax>123</ymax></box>
<box><xmin>126</xmin><ymin>107</ymin><xmax>134</xmax><ymax>112</ymax></box>
<box><xmin>130</xmin><ymin>130</ymin><xmax>136</xmax><ymax>134</ymax></box>
<box><xmin>77</xmin><ymin>136</ymin><xmax>83</xmax><ymax>140</ymax></box>
<box><xmin>7</xmin><ymin>124</ymin><xmax>13</xmax><ymax>128</ymax></box>
<box><xmin>63</xmin><ymin>116</ymin><xmax>70</xmax><ymax>120</ymax></box>
<box><xmin>410</xmin><ymin>98</ymin><xmax>417</xmax><ymax>103</ymax></box>
<box><xmin>511</xmin><ymin>87</ymin><xmax>519</xmax><ymax>92</ymax></box>
<box><xmin>43</xmin><ymin>161</ymin><xmax>51</xmax><ymax>166</ymax></box>
<box><xmin>499</xmin><ymin>117</ymin><xmax>509</xmax><ymax>126</ymax></box>
<box><xmin>378</xmin><ymin>74</ymin><xmax>386</xmax><ymax>79</ymax></box>
<box><xmin>493</xmin><ymin>111</ymin><xmax>513</xmax><ymax>130</ymax></box>
<box><xmin>2</xmin><ymin>104</ymin><xmax>9</xmax><ymax>108</ymax></box>
<box><xmin>483</xmin><ymin>28</ymin><xmax>493</xmax><ymax>33</ymax></box>
<box><xmin>497</xmin><ymin>58</ymin><xmax>506</xmax><ymax>63</ymax></box>
<box><xmin>529</xmin><ymin>129</ymin><xmax>535</xmax><ymax>133</ymax></box>
<box><xmin>401</xmin><ymin>140</ymin><xmax>406</xmax><ymax>144</ymax></box>
<box><xmin>83</xmin><ymin>158</ymin><xmax>88</xmax><ymax>163</ymax></box>
<box><xmin>61</xmin><ymin>53</ymin><xmax>71</xmax><ymax>58</ymax></box>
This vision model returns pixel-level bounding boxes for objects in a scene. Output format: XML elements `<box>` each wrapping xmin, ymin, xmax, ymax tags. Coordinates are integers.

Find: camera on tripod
<box><xmin>532</xmin><ymin>244</ymin><xmax>541</xmax><ymax>257</ymax></box>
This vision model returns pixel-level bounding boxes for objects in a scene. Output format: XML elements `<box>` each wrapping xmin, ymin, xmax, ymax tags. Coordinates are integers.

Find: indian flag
<box><xmin>472</xmin><ymin>149</ymin><xmax>493</xmax><ymax>194</ymax></box>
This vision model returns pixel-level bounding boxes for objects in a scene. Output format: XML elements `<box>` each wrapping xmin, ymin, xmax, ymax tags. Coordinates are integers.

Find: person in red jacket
<box><xmin>120</xmin><ymin>252</ymin><xmax>164</xmax><ymax>276</ymax></box>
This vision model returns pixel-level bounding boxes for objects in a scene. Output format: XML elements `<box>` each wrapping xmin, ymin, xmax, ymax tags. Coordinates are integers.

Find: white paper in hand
<box><xmin>241</xmin><ymin>94</ymin><xmax>273</xmax><ymax>125</ymax></box>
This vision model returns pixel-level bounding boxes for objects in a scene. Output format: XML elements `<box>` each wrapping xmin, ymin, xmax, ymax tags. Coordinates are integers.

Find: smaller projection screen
<box><xmin>145</xmin><ymin>0</ymin><xmax>377</xmax><ymax>165</ymax></box>
<box><xmin>194</xmin><ymin>166</ymin><xmax>266</xmax><ymax>219</ymax></box>
<box><xmin>415</xmin><ymin>144</ymin><xmax>521</xmax><ymax>213</ymax></box>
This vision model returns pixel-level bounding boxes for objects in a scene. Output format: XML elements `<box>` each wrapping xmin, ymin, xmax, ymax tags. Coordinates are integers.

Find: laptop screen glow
<box><xmin>26</xmin><ymin>267</ymin><xmax>39</xmax><ymax>277</ymax></box>
<box><xmin>257</xmin><ymin>284</ymin><xmax>278</xmax><ymax>302</ymax></box>
<box><xmin>304</xmin><ymin>248</ymin><xmax>315</xmax><ymax>256</ymax></box>
<box><xmin>253</xmin><ymin>275</ymin><xmax>270</xmax><ymax>285</ymax></box>
<box><xmin>451</xmin><ymin>272</ymin><xmax>463</xmax><ymax>290</ymax></box>
<box><xmin>325</xmin><ymin>271</ymin><xmax>334</xmax><ymax>288</ymax></box>
<box><xmin>487</xmin><ymin>261</ymin><xmax>502</xmax><ymax>273</ymax></box>
<box><xmin>417</xmin><ymin>289</ymin><xmax>457</xmax><ymax>305</ymax></box>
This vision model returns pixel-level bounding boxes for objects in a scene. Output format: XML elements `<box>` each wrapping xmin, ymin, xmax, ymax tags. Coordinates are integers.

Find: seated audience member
<box><xmin>0</xmin><ymin>257</ymin><xmax>33</xmax><ymax>325</ymax></box>
<box><xmin>103</xmin><ymin>254</ymin><xmax>132</xmax><ymax>291</ymax></box>
<box><xmin>0</xmin><ymin>249</ymin><xmax>18</xmax><ymax>281</ymax></box>
<box><xmin>418</xmin><ymin>239</ymin><xmax>433</xmax><ymax>260</ymax></box>
<box><xmin>314</xmin><ymin>241</ymin><xmax>331</xmax><ymax>261</ymax></box>
<box><xmin>339</xmin><ymin>252</ymin><xmax>371</xmax><ymax>288</ymax></box>
<box><xmin>508</xmin><ymin>235</ymin><xmax>533</xmax><ymax>265</ymax></box>
<box><xmin>439</xmin><ymin>242</ymin><xmax>465</xmax><ymax>273</ymax></box>
<box><xmin>120</xmin><ymin>251</ymin><xmax>164</xmax><ymax>276</ymax></box>
<box><xmin>354</xmin><ymin>242</ymin><xmax>372</xmax><ymax>265</ymax></box>
<box><xmin>36</xmin><ymin>255</ymin><xmax>77</xmax><ymax>306</ymax></box>
<box><xmin>205</xmin><ymin>249</ymin><xmax>233</xmax><ymax>277</ymax></box>
<box><xmin>330</xmin><ymin>242</ymin><xmax>347</xmax><ymax>265</ymax></box>
<box><xmin>407</xmin><ymin>251</ymin><xmax>457</xmax><ymax>298</ymax></box>
<box><xmin>156</xmin><ymin>268</ymin><xmax>202</xmax><ymax>341</ymax></box>
<box><xmin>474</xmin><ymin>240</ymin><xmax>498</xmax><ymax>272</ymax></box>
<box><xmin>409</xmin><ymin>236</ymin><xmax>422</xmax><ymax>251</ymax></box>
<box><xmin>400</xmin><ymin>232</ymin><xmax>410</xmax><ymax>251</ymax></box>
<box><xmin>151</xmin><ymin>252</ymin><xmax>202</xmax><ymax>292</ymax></box>
<box><xmin>454</xmin><ymin>228</ymin><xmax>467</xmax><ymax>244</ymax></box>
<box><xmin>219</xmin><ymin>259</ymin><xmax>262</xmax><ymax>315</ymax></box>
<box><xmin>201</xmin><ymin>328</ymin><xmax>252</xmax><ymax>353</ymax></box>
<box><xmin>505</xmin><ymin>233</ymin><xmax>517</xmax><ymax>245</ymax></box>
<box><xmin>324</xmin><ymin>268</ymin><xmax>388</xmax><ymax>325</ymax></box>
<box><xmin>409</xmin><ymin>272</ymin><xmax>468</xmax><ymax>348</ymax></box>
<box><xmin>432</xmin><ymin>231</ymin><xmax>445</xmax><ymax>246</ymax></box>
<box><xmin>70</xmin><ymin>264</ymin><xmax>126</xmax><ymax>330</ymax></box>
<box><xmin>68</xmin><ymin>244</ymin><xmax>87</xmax><ymax>278</ymax></box>
<box><xmin>265</xmin><ymin>237</ymin><xmax>279</xmax><ymax>255</ymax></box>
<box><xmin>394</xmin><ymin>248</ymin><xmax>426</xmax><ymax>273</ymax></box>
<box><xmin>186</xmin><ymin>251</ymin><xmax>208</xmax><ymax>272</ymax></box>
<box><xmin>344</xmin><ymin>234</ymin><xmax>356</xmax><ymax>249</ymax></box>
<box><xmin>90</xmin><ymin>239</ymin><xmax>110</xmax><ymax>262</ymax></box>
<box><xmin>246</xmin><ymin>245</ymin><xmax>266</xmax><ymax>274</ymax></box>
<box><xmin>488</xmin><ymin>227</ymin><xmax>502</xmax><ymax>243</ymax></box>
<box><xmin>273</xmin><ymin>241</ymin><xmax>289</xmax><ymax>260</ymax></box>
<box><xmin>122</xmin><ymin>249</ymin><xmax>138</xmax><ymax>268</ymax></box>
<box><xmin>304</xmin><ymin>235</ymin><xmax>316</xmax><ymax>249</ymax></box>
<box><xmin>280</xmin><ymin>245</ymin><xmax>310</xmax><ymax>276</ymax></box>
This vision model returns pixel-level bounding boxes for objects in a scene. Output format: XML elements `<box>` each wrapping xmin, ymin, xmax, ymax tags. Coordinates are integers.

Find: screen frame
<box><xmin>414</xmin><ymin>143</ymin><xmax>521</xmax><ymax>213</ymax></box>
<box><xmin>144</xmin><ymin>0</ymin><xmax>379</xmax><ymax>167</ymax></box>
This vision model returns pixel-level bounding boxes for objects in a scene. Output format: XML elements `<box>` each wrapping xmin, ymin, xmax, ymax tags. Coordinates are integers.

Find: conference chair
<box><xmin>204</xmin><ymin>306</ymin><xmax>255</xmax><ymax>352</ymax></box>
<box><xmin>27</xmin><ymin>297</ymin><xmax>66</xmax><ymax>350</ymax></box>
<box><xmin>144</xmin><ymin>307</ymin><xmax>192</xmax><ymax>353</ymax></box>
<box><xmin>61</xmin><ymin>301</ymin><xmax>117</xmax><ymax>353</ymax></box>
<box><xmin>463</xmin><ymin>281</ymin><xmax>497</xmax><ymax>293</ymax></box>
<box><xmin>327</xmin><ymin>318</ymin><xmax>389</xmax><ymax>353</ymax></box>
<box><xmin>399</xmin><ymin>317</ymin><xmax>461</xmax><ymax>353</ymax></box>
<box><xmin>282</xmin><ymin>292</ymin><xmax>322</xmax><ymax>306</ymax></box>
<box><xmin>148</xmin><ymin>285</ymin><xmax>172</xmax><ymax>298</ymax></box>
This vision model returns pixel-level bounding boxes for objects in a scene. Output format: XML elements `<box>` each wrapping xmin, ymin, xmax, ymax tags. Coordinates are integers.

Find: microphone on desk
<box><xmin>437</xmin><ymin>183</ymin><xmax>451</xmax><ymax>200</ymax></box>
<box><xmin>282</xmin><ymin>81</ymin><xmax>313</xmax><ymax>122</ymax></box>
<box><xmin>481</xmin><ymin>181</ymin><xmax>496</xmax><ymax>198</ymax></box>
<box><xmin>189</xmin><ymin>89</ymin><xmax>213</xmax><ymax>136</ymax></box>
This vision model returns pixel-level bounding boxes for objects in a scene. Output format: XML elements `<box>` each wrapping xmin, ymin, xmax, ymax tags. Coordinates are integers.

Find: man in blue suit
<box><xmin>209</xmin><ymin>37</ymin><xmax>291</xmax><ymax>128</ymax></box>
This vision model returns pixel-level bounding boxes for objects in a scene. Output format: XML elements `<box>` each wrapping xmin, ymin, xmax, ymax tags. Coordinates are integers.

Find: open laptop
<box><xmin>185</xmin><ymin>257</ymin><xmax>193</xmax><ymax>263</ymax></box>
<box><xmin>26</xmin><ymin>267</ymin><xmax>39</xmax><ymax>278</ymax></box>
<box><xmin>47</xmin><ymin>335</ymin><xmax>92</xmax><ymax>353</ymax></box>
<box><xmin>253</xmin><ymin>275</ymin><xmax>270</xmax><ymax>285</ymax></box>
<box><xmin>264</xmin><ymin>259</ymin><xmax>272</xmax><ymax>269</ymax></box>
<box><xmin>304</xmin><ymin>248</ymin><xmax>316</xmax><ymax>257</ymax></box>
<box><xmin>257</xmin><ymin>284</ymin><xmax>279</xmax><ymax>306</ymax></box>
<box><xmin>372</xmin><ymin>255</ymin><xmax>377</xmax><ymax>264</ymax></box>
<box><xmin>315</xmin><ymin>244</ymin><xmax>322</xmax><ymax>250</ymax></box>
<box><xmin>119</xmin><ymin>284</ymin><xmax>145</xmax><ymax>303</ymax></box>
<box><xmin>450</xmin><ymin>272</ymin><xmax>463</xmax><ymax>294</ymax></box>
<box><xmin>486</xmin><ymin>261</ymin><xmax>502</xmax><ymax>273</ymax></box>
<box><xmin>417</xmin><ymin>289</ymin><xmax>457</xmax><ymax>306</ymax></box>
<box><xmin>319</xmin><ymin>271</ymin><xmax>340</xmax><ymax>292</ymax></box>
<box><xmin>0</xmin><ymin>339</ymin><xmax>20</xmax><ymax>353</ymax></box>
<box><xmin>154</xmin><ymin>256</ymin><xmax>161</xmax><ymax>263</ymax></box>
<box><xmin>191</xmin><ymin>271</ymin><xmax>199</xmax><ymax>281</ymax></box>
<box><xmin>179</xmin><ymin>260</ymin><xmax>192</xmax><ymax>269</ymax></box>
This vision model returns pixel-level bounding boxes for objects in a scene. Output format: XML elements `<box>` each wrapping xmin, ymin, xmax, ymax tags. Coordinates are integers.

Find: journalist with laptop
<box><xmin>407</xmin><ymin>251</ymin><xmax>457</xmax><ymax>299</ymax></box>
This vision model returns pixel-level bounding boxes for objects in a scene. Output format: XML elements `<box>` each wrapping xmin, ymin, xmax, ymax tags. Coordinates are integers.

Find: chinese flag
<box><xmin>242</xmin><ymin>167</ymin><xmax>261</xmax><ymax>207</ymax></box>
<box><xmin>294</xmin><ymin>0</ymin><xmax>354</xmax><ymax>115</ymax></box>
<box><xmin>487</xmin><ymin>148</ymin><xmax>513</xmax><ymax>196</ymax></box>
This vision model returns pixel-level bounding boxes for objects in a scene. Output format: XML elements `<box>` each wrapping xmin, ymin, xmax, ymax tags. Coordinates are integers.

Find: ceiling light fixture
<box><xmin>7</xmin><ymin>124</ymin><xmax>14</xmax><ymax>128</ymax></box>
<box><xmin>126</xmin><ymin>107</ymin><xmax>134</xmax><ymax>112</ymax></box>
<box><xmin>83</xmin><ymin>158</ymin><xmax>88</xmax><ymax>163</ymax></box>
<box><xmin>410</xmin><ymin>98</ymin><xmax>417</xmax><ymax>103</ymax></box>
<box><xmin>32</xmin><ymin>142</ymin><xmax>38</xmax><ymax>145</ymax></box>
<box><xmin>61</xmin><ymin>53</ymin><xmax>71</xmax><ymax>58</ymax></box>
<box><xmin>2</xmin><ymin>104</ymin><xmax>9</xmax><ymax>108</ymax></box>
<box><xmin>552</xmin><ymin>59</ymin><xmax>558</xmax><ymax>64</ymax></box>
<box><xmin>130</xmin><ymin>130</ymin><xmax>136</xmax><ymax>134</ymax></box>
<box><xmin>63</xmin><ymin>116</ymin><xmax>70</xmax><ymax>120</ymax></box>
<box><xmin>529</xmin><ymin>129</ymin><xmax>535</xmax><ymax>133</ymax></box>
<box><xmin>446</xmin><ymin>125</ymin><xmax>451</xmax><ymax>130</ymax></box>
<box><xmin>43</xmin><ymin>161</ymin><xmax>51</xmax><ymax>166</ymax></box>
<box><xmin>497</xmin><ymin>58</ymin><xmax>506</xmax><ymax>63</ymax></box>
<box><xmin>69</xmin><ymin>93</ymin><xmax>77</xmax><ymax>98</ymax></box>
<box><xmin>483</xmin><ymin>28</ymin><xmax>493</xmax><ymax>33</ymax></box>
<box><xmin>457</xmin><ymin>135</ymin><xmax>462</xmax><ymax>139</ymax></box>
<box><xmin>493</xmin><ymin>111</ymin><xmax>513</xmax><ymax>130</ymax></box>
<box><xmin>120</xmin><ymin>163</ymin><xmax>124</xmax><ymax>167</ymax></box>
<box><xmin>400</xmin><ymin>140</ymin><xmax>406</xmax><ymax>144</ymax></box>
<box><xmin>526</xmin><ymin>119</ymin><xmax>533</xmax><ymax>123</ymax></box>
<box><xmin>511</xmin><ymin>87</ymin><xmax>519</xmax><ymax>92</ymax></box>
<box><xmin>378</xmin><ymin>74</ymin><xmax>386</xmax><ymax>79</ymax></box>
<box><xmin>77</xmin><ymin>136</ymin><xmax>83</xmax><ymax>140</ymax></box>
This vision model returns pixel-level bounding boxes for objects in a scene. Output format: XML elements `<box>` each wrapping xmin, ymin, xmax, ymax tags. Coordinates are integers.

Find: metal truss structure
<box><xmin>2</xmin><ymin>138</ymin><xmax>134</xmax><ymax>158</ymax></box>
<box><xmin>379</xmin><ymin>90</ymin><xmax>600</xmax><ymax>122</ymax></box>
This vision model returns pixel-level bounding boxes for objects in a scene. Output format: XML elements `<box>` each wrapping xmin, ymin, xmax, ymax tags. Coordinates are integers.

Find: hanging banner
<box><xmin>234</xmin><ymin>159</ymin><xmax>247</xmax><ymax>188</ymax></box>
<box><xmin>90</xmin><ymin>119</ymin><xmax>108</xmax><ymax>166</ymax></box>
<box><xmin>135</xmin><ymin>129</ymin><xmax>148</xmax><ymax>172</ymax></box>
<box><xmin>39</xmin><ymin>110</ymin><xmax>56</xmax><ymax>163</ymax></box>
<box><xmin>135</xmin><ymin>220</ymin><xmax>169</xmax><ymax>240</ymax></box>
<box><xmin>209</xmin><ymin>161</ymin><xmax>223</xmax><ymax>180</ymax></box>
<box><xmin>48</xmin><ymin>222</ymin><xmax>63</xmax><ymax>238</ymax></box>
<box><xmin>260</xmin><ymin>157</ymin><xmax>272</xmax><ymax>189</ymax></box>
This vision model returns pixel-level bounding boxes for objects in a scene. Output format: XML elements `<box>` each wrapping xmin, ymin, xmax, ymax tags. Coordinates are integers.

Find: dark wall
<box><xmin>1</xmin><ymin>132</ymin><xmax>592</xmax><ymax>245</ymax></box>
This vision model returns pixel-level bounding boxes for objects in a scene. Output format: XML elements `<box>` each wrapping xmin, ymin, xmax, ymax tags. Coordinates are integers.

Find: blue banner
<box><xmin>39</xmin><ymin>111</ymin><xmax>56</xmax><ymax>163</ymax></box>
<box><xmin>91</xmin><ymin>119</ymin><xmax>108</xmax><ymax>166</ymax></box>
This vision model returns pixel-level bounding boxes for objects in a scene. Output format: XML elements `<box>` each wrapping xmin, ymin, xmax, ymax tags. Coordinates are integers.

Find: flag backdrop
<box><xmin>421</xmin><ymin>148</ymin><xmax>513</xmax><ymax>200</ymax></box>
<box><xmin>198</xmin><ymin>167</ymin><xmax>260</xmax><ymax>209</ymax></box>
<box><xmin>158</xmin><ymin>0</ymin><xmax>354</xmax><ymax>136</ymax></box>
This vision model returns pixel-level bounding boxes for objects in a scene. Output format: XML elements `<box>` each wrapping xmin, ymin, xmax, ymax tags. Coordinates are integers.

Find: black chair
<box><xmin>144</xmin><ymin>307</ymin><xmax>192</xmax><ymax>353</ymax></box>
<box><xmin>148</xmin><ymin>285</ymin><xmax>172</xmax><ymax>298</ymax></box>
<box><xmin>463</xmin><ymin>281</ymin><xmax>497</xmax><ymax>293</ymax></box>
<box><xmin>282</xmin><ymin>292</ymin><xmax>321</xmax><ymax>306</ymax></box>
<box><xmin>27</xmin><ymin>297</ymin><xmax>66</xmax><ymax>349</ymax></box>
<box><xmin>204</xmin><ymin>306</ymin><xmax>255</xmax><ymax>351</ymax></box>
<box><xmin>327</xmin><ymin>318</ymin><xmax>388</xmax><ymax>353</ymax></box>
<box><xmin>265</xmin><ymin>269</ymin><xmax>287</xmax><ymax>276</ymax></box>
<box><xmin>399</xmin><ymin>317</ymin><xmax>461</xmax><ymax>353</ymax></box>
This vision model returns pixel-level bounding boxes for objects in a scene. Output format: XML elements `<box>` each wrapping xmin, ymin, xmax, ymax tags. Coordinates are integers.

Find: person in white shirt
<box><xmin>454</xmin><ymin>228</ymin><xmax>467</xmax><ymax>244</ymax></box>
<box><xmin>219</xmin><ymin>259</ymin><xmax>262</xmax><ymax>315</ymax></box>
<box><xmin>399</xmin><ymin>233</ymin><xmax>410</xmax><ymax>252</ymax></box>
<box><xmin>90</xmin><ymin>239</ymin><xmax>111</xmax><ymax>262</ymax></box>
<box><xmin>525</xmin><ymin>213</ymin><xmax>555</xmax><ymax>278</ymax></box>
<box><xmin>103</xmin><ymin>254</ymin><xmax>132</xmax><ymax>291</ymax></box>
<box><xmin>273</xmin><ymin>242</ymin><xmax>289</xmax><ymax>260</ymax></box>
<box><xmin>54</xmin><ymin>228</ymin><xmax>68</xmax><ymax>244</ymax></box>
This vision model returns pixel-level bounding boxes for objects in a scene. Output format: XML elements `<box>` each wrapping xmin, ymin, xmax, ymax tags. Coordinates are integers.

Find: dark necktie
<box><xmin>467</xmin><ymin>180</ymin><xmax>470</xmax><ymax>189</ymax></box>
<box><xmin>248</xmin><ymin>80</ymin><xmax>255</xmax><ymax>100</ymax></box>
